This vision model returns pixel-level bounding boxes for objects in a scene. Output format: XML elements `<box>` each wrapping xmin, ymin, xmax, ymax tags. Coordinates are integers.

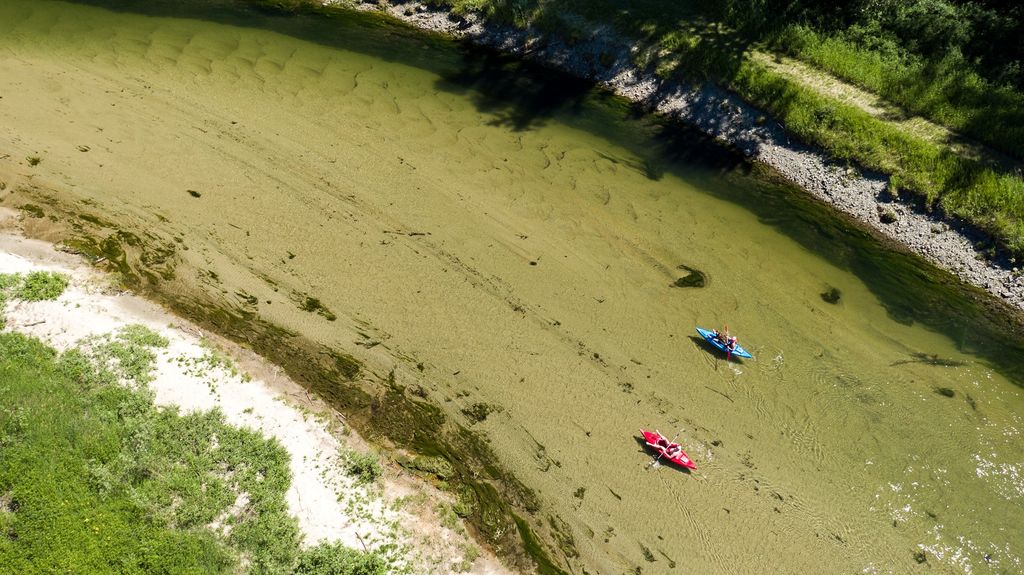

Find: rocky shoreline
<box><xmin>351</xmin><ymin>0</ymin><xmax>1024</xmax><ymax>313</ymax></box>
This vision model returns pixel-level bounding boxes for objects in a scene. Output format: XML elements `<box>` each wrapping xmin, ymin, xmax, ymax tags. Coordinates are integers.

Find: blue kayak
<box><xmin>696</xmin><ymin>327</ymin><xmax>753</xmax><ymax>359</ymax></box>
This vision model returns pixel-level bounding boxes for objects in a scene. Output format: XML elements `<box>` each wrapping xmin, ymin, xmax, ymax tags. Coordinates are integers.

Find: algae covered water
<box><xmin>2</xmin><ymin>1</ymin><xmax>1023</xmax><ymax>572</ymax></box>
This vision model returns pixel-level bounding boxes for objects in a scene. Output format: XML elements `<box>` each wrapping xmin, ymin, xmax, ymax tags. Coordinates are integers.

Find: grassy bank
<box><xmin>730</xmin><ymin>59</ymin><xmax>1024</xmax><ymax>255</ymax></box>
<box><xmin>0</xmin><ymin>273</ymin><xmax>387</xmax><ymax>575</ymax></box>
<box><xmin>772</xmin><ymin>23</ymin><xmax>1024</xmax><ymax>159</ymax></box>
<box><xmin>379</xmin><ymin>0</ymin><xmax>1024</xmax><ymax>258</ymax></box>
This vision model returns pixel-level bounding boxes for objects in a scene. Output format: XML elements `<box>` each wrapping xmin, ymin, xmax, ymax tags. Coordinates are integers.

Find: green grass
<box><xmin>730</xmin><ymin>59</ymin><xmax>1024</xmax><ymax>254</ymax></box>
<box><xmin>774</xmin><ymin>24</ymin><xmax>1024</xmax><ymax>160</ymax></box>
<box><xmin>1</xmin><ymin>271</ymin><xmax>71</xmax><ymax>329</ymax></box>
<box><xmin>0</xmin><ymin>321</ymin><xmax>390</xmax><ymax>574</ymax></box>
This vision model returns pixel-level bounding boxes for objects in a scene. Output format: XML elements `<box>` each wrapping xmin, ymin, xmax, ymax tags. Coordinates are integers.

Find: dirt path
<box><xmin>749</xmin><ymin>51</ymin><xmax>1024</xmax><ymax>172</ymax></box>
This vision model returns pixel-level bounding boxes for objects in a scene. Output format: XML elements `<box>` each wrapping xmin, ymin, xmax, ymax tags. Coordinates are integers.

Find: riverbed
<box><xmin>2</xmin><ymin>1</ymin><xmax>1022</xmax><ymax>572</ymax></box>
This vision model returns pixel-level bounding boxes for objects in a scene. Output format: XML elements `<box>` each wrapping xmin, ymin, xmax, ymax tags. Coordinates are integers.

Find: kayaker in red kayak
<box><xmin>640</xmin><ymin>429</ymin><xmax>697</xmax><ymax>470</ymax></box>
<box><xmin>655</xmin><ymin>434</ymin><xmax>682</xmax><ymax>457</ymax></box>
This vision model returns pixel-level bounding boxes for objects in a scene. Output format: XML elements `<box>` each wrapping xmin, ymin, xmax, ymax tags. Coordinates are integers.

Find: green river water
<box><xmin>1</xmin><ymin>1</ymin><xmax>1023</xmax><ymax>573</ymax></box>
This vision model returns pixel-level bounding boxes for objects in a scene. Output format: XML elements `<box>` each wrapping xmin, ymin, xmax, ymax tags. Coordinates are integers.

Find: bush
<box><xmin>15</xmin><ymin>271</ymin><xmax>70</xmax><ymax>301</ymax></box>
<box><xmin>343</xmin><ymin>450</ymin><xmax>382</xmax><ymax>485</ymax></box>
<box><xmin>0</xmin><ymin>273</ymin><xmax>21</xmax><ymax>292</ymax></box>
<box><xmin>294</xmin><ymin>542</ymin><xmax>387</xmax><ymax>575</ymax></box>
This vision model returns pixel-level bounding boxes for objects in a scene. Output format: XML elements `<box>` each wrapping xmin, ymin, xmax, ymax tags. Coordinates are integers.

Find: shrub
<box><xmin>0</xmin><ymin>273</ymin><xmax>22</xmax><ymax>293</ymax></box>
<box><xmin>15</xmin><ymin>271</ymin><xmax>70</xmax><ymax>301</ymax></box>
<box><xmin>343</xmin><ymin>450</ymin><xmax>382</xmax><ymax>484</ymax></box>
<box><xmin>294</xmin><ymin>542</ymin><xmax>387</xmax><ymax>575</ymax></box>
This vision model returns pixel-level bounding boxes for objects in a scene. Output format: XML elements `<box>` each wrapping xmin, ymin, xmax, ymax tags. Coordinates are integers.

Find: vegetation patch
<box><xmin>0</xmin><ymin>273</ymin><xmax>22</xmax><ymax>294</ymax></box>
<box><xmin>820</xmin><ymin>286</ymin><xmax>841</xmax><ymax>304</ymax></box>
<box><xmin>14</xmin><ymin>271</ymin><xmax>70</xmax><ymax>302</ymax></box>
<box><xmin>0</xmin><ymin>326</ymin><xmax>391</xmax><ymax>574</ymax></box>
<box><xmin>67</xmin><ymin>324</ymin><xmax>169</xmax><ymax>389</ymax></box>
<box><xmin>0</xmin><ymin>271</ymin><xmax>70</xmax><ymax>322</ymax></box>
<box><xmin>342</xmin><ymin>449</ymin><xmax>383</xmax><ymax>485</ymax></box>
<box><xmin>293</xmin><ymin>541</ymin><xmax>387</xmax><ymax>575</ymax></box>
<box><xmin>18</xmin><ymin>204</ymin><xmax>44</xmax><ymax>219</ymax></box>
<box><xmin>298</xmin><ymin>295</ymin><xmax>338</xmax><ymax>322</ymax></box>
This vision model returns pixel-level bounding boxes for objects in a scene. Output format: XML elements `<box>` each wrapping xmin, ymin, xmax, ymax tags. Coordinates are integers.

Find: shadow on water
<box><xmin>66</xmin><ymin>0</ymin><xmax>1024</xmax><ymax>385</ymax></box>
<box><xmin>722</xmin><ymin>167</ymin><xmax>1024</xmax><ymax>384</ymax></box>
<box><xmin>436</xmin><ymin>49</ymin><xmax>594</xmax><ymax>131</ymax></box>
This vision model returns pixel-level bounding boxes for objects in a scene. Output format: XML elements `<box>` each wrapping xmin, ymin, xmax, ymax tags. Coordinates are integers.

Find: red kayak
<box><xmin>640</xmin><ymin>429</ymin><xmax>697</xmax><ymax>470</ymax></box>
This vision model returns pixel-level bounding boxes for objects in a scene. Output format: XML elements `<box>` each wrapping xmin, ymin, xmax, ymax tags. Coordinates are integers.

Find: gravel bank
<box><xmin>351</xmin><ymin>0</ymin><xmax>1024</xmax><ymax>313</ymax></box>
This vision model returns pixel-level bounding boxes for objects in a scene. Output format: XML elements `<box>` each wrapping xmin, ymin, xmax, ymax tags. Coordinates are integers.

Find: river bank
<box><xmin>0</xmin><ymin>213</ymin><xmax>509</xmax><ymax>575</ymax></box>
<box><xmin>352</xmin><ymin>0</ymin><xmax>1024</xmax><ymax>316</ymax></box>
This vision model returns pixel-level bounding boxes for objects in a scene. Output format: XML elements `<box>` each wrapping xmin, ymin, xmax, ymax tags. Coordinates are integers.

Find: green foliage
<box><xmin>731</xmin><ymin>59</ymin><xmax>1024</xmax><ymax>254</ymax></box>
<box><xmin>70</xmin><ymin>324</ymin><xmax>169</xmax><ymax>388</ymax></box>
<box><xmin>0</xmin><ymin>273</ymin><xmax>21</xmax><ymax>293</ymax></box>
<box><xmin>774</xmin><ymin>23</ymin><xmax>1024</xmax><ymax>159</ymax></box>
<box><xmin>293</xmin><ymin>542</ymin><xmax>387</xmax><ymax>575</ymax></box>
<box><xmin>7</xmin><ymin>271</ymin><xmax>69</xmax><ymax>301</ymax></box>
<box><xmin>342</xmin><ymin>450</ymin><xmax>382</xmax><ymax>485</ymax></box>
<box><xmin>0</xmin><ymin>330</ymin><xmax>317</xmax><ymax>575</ymax></box>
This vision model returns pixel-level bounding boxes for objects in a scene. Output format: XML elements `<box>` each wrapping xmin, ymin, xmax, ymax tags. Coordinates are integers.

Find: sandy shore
<box><xmin>354</xmin><ymin>0</ymin><xmax>1024</xmax><ymax>314</ymax></box>
<box><xmin>0</xmin><ymin>215</ymin><xmax>510</xmax><ymax>575</ymax></box>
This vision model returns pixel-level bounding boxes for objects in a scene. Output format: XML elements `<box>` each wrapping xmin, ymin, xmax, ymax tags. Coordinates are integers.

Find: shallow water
<box><xmin>2</xmin><ymin>1</ymin><xmax>1023</xmax><ymax>572</ymax></box>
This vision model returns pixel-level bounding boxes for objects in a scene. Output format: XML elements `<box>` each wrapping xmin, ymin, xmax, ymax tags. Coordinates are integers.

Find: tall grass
<box><xmin>732</xmin><ymin>60</ymin><xmax>1024</xmax><ymax>255</ymax></box>
<box><xmin>774</xmin><ymin>25</ymin><xmax>1024</xmax><ymax>160</ymax></box>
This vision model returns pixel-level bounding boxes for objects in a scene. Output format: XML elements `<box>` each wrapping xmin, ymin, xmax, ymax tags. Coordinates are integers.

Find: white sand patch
<box><xmin>0</xmin><ymin>231</ymin><xmax>510</xmax><ymax>575</ymax></box>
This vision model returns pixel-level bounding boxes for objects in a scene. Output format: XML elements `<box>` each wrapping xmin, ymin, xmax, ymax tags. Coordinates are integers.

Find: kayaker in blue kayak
<box><xmin>698</xmin><ymin>326</ymin><xmax>753</xmax><ymax>359</ymax></box>
<box><xmin>712</xmin><ymin>328</ymin><xmax>739</xmax><ymax>352</ymax></box>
